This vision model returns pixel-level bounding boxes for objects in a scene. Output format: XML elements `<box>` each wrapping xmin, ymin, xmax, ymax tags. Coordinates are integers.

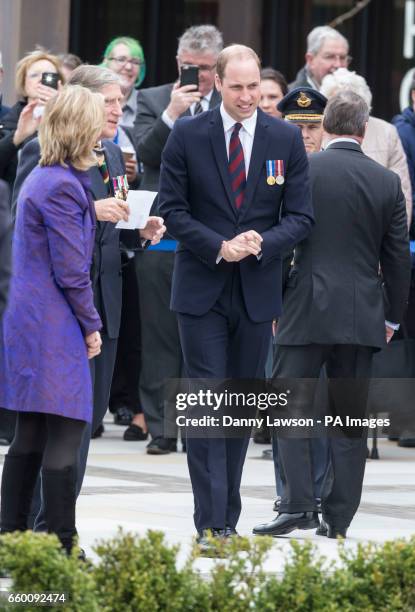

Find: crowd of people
<box><xmin>0</xmin><ymin>23</ymin><xmax>413</xmax><ymax>557</ymax></box>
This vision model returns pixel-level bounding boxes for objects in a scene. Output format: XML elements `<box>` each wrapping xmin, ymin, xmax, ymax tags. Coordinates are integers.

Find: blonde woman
<box><xmin>0</xmin><ymin>49</ymin><xmax>63</xmax><ymax>187</ymax></box>
<box><xmin>0</xmin><ymin>85</ymin><xmax>103</xmax><ymax>556</ymax></box>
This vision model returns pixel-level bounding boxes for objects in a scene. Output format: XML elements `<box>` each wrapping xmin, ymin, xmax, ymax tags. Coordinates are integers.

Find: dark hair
<box><xmin>323</xmin><ymin>90</ymin><xmax>369</xmax><ymax>137</ymax></box>
<box><xmin>260</xmin><ymin>67</ymin><xmax>288</xmax><ymax>96</ymax></box>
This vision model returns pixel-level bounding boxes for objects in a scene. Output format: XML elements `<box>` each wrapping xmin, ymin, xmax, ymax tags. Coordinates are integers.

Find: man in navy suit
<box><xmin>159</xmin><ymin>44</ymin><xmax>314</xmax><ymax>553</ymax></box>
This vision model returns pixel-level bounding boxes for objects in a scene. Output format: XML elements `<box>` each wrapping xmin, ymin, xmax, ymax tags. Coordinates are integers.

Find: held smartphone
<box><xmin>180</xmin><ymin>65</ymin><xmax>199</xmax><ymax>88</ymax></box>
<box><xmin>41</xmin><ymin>72</ymin><xmax>59</xmax><ymax>89</ymax></box>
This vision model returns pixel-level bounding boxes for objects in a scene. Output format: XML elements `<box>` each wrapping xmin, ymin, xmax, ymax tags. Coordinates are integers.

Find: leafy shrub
<box><xmin>0</xmin><ymin>529</ymin><xmax>414</xmax><ymax>611</ymax></box>
<box><xmin>93</xmin><ymin>529</ymin><xmax>209</xmax><ymax>612</ymax></box>
<box><xmin>0</xmin><ymin>531</ymin><xmax>97</xmax><ymax>612</ymax></box>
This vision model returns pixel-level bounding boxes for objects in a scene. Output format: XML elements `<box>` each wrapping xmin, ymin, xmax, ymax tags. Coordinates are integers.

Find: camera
<box><xmin>180</xmin><ymin>65</ymin><xmax>199</xmax><ymax>88</ymax></box>
<box><xmin>41</xmin><ymin>72</ymin><xmax>59</xmax><ymax>90</ymax></box>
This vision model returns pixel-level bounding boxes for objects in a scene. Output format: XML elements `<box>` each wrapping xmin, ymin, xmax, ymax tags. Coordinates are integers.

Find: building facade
<box><xmin>0</xmin><ymin>0</ymin><xmax>414</xmax><ymax>120</ymax></box>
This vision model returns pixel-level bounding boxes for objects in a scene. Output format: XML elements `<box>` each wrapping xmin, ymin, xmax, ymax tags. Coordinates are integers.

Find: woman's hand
<box><xmin>13</xmin><ymin>100</ymin><xmax>41</xmax><ymax>146</ymax></box>
<box><xmin>85</xmin><ymin>331</ymin><xmax>102</xmax><ymax>359</ymax></box>
<box><xmin>35</xmin><ymin>82</ymin><xmax>61</xmax><ymax>105</ymax></box>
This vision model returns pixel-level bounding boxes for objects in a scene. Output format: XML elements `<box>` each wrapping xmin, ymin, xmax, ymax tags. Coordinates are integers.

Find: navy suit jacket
<box><xmin>159</xmin><ymin>106</ymin><xmax>314</xmax><ymax>322</ymax></box>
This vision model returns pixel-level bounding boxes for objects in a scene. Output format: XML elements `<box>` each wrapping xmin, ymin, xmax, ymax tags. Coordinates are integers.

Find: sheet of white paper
<box><xmin>116</xmin><ymin>190</ymin><xmax>157</xmax><ymax>230</ymax></box>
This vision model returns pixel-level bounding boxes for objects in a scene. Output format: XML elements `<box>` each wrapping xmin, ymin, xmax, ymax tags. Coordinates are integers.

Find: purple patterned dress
<box><xmin>0</xmin><ymin>164</ymin><xmax>102</xmax><ymax>423</ymax></box>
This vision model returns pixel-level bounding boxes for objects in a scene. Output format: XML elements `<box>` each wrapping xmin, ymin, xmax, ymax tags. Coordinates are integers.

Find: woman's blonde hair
<box><xmin>39</xmin><ymin>85</ymin><xmax>105</xmax><ymax>171</ymax></box>
<box><xmin>15</xmin><ymin>50</ymin><xmax>64</xmax><ymax>98</ymax></box>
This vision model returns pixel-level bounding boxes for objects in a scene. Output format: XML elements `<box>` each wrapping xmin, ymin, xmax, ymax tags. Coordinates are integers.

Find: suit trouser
<box><xmin>273</xmin><ymin>344</ymin><xmax>373</xmax><ymax>529</ymax></box>
<box><xmin>31</xmin><ymin>333</ymin><xmax>118</xmax><ymax>530</ymax></box>
<box><xmin>134</xmin><ymin>251</ymin><xmax>182</xmax><ymax>439</ymax></box>
<box><xmin>272</xmin><ymin>361</ymin><xmax>330</xmax><ymax>499</ymax></box>
<box><xmin>109</xmin><ymin>254</ymin><xmax>142</xmax><ymax>414</ymax></box>
<box><xmin>177</xmin><ymin>268</ymin><xmax>271</xmax><ymax>532</ymax></box>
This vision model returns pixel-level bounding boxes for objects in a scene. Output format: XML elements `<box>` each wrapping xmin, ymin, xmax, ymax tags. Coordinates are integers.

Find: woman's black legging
<box><xmin>1</xmin><ymin>411</ymin><xmax>87</xmax><ymax>551</ymax></box>
<box><xmin>9</xmin><ymin>411</ymin><xmax>86</xmax><ymax>469</ymax></box>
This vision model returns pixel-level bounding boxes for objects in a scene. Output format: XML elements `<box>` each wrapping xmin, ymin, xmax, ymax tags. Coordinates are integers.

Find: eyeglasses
<box><xmin>181</xmin><ymin>62</ymin><xmax>216</xmax><ymax>73</ymax></box>
<box><xmin>320</xmin><ymin>53</ymin><xmax>352</xmax><ymax>65</ymax></box>
<box><xmin>108</xmin><ymin>56</ymin><xmax>143</xmax><ymax>68</ymax></box>
<box><xmin>27</xmin><ymin>71</ymin><xmax>57</xmax><ymax>80</ymax></box>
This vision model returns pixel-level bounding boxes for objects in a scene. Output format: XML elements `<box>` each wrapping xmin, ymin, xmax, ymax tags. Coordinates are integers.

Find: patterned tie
<box><xmin>193</xmin><ymin>100</ymin><xmax>204</xmax><ymax>115</ymax></box>
<box><xmin>94</xmin><ymin>145</ymin><xmax>110</xmax><ymax>194</ymax></box>
<box><xmin>228</xmin><ymin>122</ymin><xmax>246</xmax><ymax>209</ymax></box>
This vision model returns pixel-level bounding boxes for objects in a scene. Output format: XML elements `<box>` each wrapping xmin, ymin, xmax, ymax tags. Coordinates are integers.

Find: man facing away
<box><xmin>159</xmin><ymin>44</ymin><xmax>314</xmax><ymax>554</ymax></box>
<box><xmin>253</xmin><ymin>91</ymin><xmax>411</xmax><ymax>539</ymax></box>
<box><xmin>272</xmin><ymin>87</ymin><xmax>330</xmax><ymax>512</ymax></box>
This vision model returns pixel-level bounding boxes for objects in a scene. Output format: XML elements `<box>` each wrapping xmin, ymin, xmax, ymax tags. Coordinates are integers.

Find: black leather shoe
<box><xmin>398</xmin><ymin>431</ymin><xmax>415</xmax><ymax>447</ymax></box>
<box><xmin>113</xmin><ymin>406</ymin><xmax>134</xmax><ymax>426</ymax></box>
<box><xmin>224</xmin><ymin>526</ymin><xmax>239</xmax><ymax>538</ymax></box>
<box><xmin>253</xmin><ymin>512</ymin><xmax>320</xmax><ymax>536</ymax></box>
<box><xmin>146</xmin><ymin>437</ymin><xmax>177</xmax><ymax>455</ymax></box>
<box><xmin>196</xmin><ymin>528</ymin><xmax>225</xmax><ymax>556</ymax></box>
<box><xmin>123</xmin><ymin>424</ymin><xmax>148</xmax><ymax>441</ymax></box>
<box><xmin>91</xmin><ymin>424</ymin><xmax>104</xmax><ymax>439</ymax></box>
<box><xmin>316</xmin><ymin>519</ymin><xmax>347</xmax><ymax>539</ymax></box>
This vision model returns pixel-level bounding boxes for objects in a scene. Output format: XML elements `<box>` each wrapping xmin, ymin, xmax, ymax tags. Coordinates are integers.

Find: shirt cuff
<box><xmin>161</xmin><ymin>110</ymin><xmax>175</xmax><ymax>130</ymax></box>
<box><xmin>385</xmin><ymin>320</ymin><xmax>400</xmax><ymax>331</ymax></box>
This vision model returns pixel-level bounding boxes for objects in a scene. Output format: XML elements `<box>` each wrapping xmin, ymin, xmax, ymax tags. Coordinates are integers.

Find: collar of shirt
<box><xmin>93</xmin><ymin>140</ymin><xmax>104</xmax><ymax>154</ymax></box>
<box><xmin>220</xmin><ymin>102</ymin><xmax>257</xmax><ymax>137</ymax></box>
<box><xmin>220</xmin><ymin>103</ymin><xmax>257</xmax><ymax>176</ymax></box>
<box><xmin>325</xmin><ymin>137</ymin><xmax>361</xmax><ymax>149</ymax></box>
<box><xmin>304</xmin><ymin>67</ymin><xmax>320</xmax><ymax>91</ymax></box>
<box><xmin>121</xmin><ymin>88</ymin><xmax>138</xmax><ymax>128</ymax></box>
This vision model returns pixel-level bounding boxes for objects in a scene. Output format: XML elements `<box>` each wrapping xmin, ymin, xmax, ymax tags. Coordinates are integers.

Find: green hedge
<box><xmin>0</xmin><ymin>529</ymin><xmax>414</xmax><ymax>611</ymax></box>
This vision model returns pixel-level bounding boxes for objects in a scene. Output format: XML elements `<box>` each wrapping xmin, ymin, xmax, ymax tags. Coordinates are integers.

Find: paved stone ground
<box><xmin>1</xmin><ymin>417</ymin><xmax>415</xmax><ymax>573</ymax></box>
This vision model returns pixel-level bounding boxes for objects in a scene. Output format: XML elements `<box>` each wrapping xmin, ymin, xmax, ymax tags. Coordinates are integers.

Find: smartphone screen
<box><xmin>41</xmin><ymin>72</ymin><xmax>59</xmax><ymax>89</ymax></box>
<box><xmin>180</xmin><ymin>65</ymin><xmax>199</xmax><ymax>88</ymax></box>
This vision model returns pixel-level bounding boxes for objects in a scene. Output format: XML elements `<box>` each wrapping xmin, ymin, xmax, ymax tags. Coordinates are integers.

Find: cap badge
<box><xmin>297</xmin><ymin>92</ymin><xmax>312</xmax><ymax>108</ymax></box>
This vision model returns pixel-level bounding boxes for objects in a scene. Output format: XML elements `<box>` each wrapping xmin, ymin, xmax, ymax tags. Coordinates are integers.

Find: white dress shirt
<box><xmin>216</xmin><ymin>104</ymin><xmax>259</xmax><ymax>263</ymax></box>
<box><xmin>220</xmin><ymin>103</ymin><xmax>257</xmax><ymax>176</ymax></box>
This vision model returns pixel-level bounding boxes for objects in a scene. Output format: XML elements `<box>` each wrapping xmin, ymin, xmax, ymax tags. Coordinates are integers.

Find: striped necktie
<box><xmin>228</xmin><ymin>122</ymin><xmax>246</xmax><ymax>209</ymax></box>
<box><xmin>193</xmin><ymin>100</ymin><xmax>204</xmax><ymax>115</ymax></box>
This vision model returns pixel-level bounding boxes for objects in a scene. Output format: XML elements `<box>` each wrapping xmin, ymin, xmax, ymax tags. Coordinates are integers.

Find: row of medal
<box><xmin>112</xmin><ymin>174</ymin><xmax>129</xmax><ymax>201</ymax></box>
<box><xmin>266</xmin><ymin>159</ymin><xmax>285</xmax><ymax>185</ymax></box>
